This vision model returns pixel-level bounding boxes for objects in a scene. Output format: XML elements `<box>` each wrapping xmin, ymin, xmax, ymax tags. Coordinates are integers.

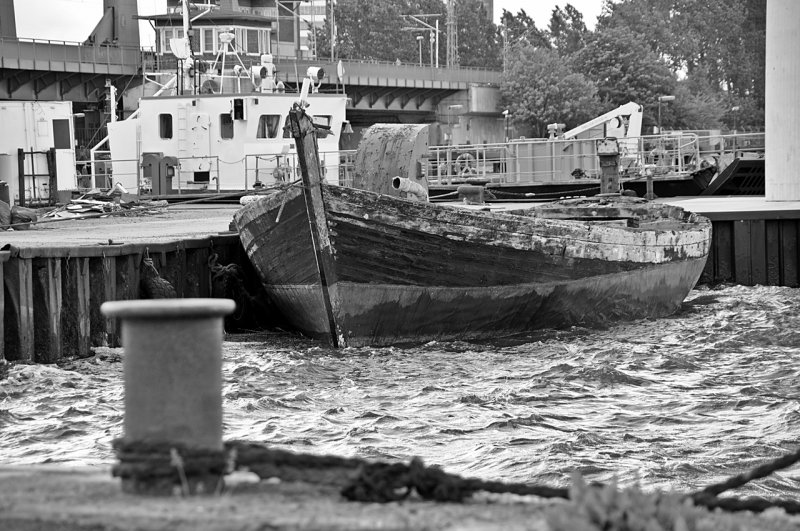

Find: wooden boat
<box><xmin>234</xmin><ymin>106</ymin><xmax>712</xmax><ymax>347</ymax></box>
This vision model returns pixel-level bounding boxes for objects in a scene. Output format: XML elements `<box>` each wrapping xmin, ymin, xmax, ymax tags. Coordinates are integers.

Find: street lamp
<box><xmin>416</xmin><ymin>35</ymin><xmax>423</xmax><ymax>67</ymax></box>
<box><xmin>502</xmin><ymin>109</ymin><xmax>510</xmax><ymax>142</ymax></box>
<box><xmin>657</xmin><ymin>95</ymin><xmax>675</xmax><ymax>134</ymax></box>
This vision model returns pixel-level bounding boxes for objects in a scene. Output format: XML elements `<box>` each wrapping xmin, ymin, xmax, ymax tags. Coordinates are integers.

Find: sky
<box><xmin>13</xmin><ymin>0</ymin><xmax>607</xmax><ymax>44</ymax></box>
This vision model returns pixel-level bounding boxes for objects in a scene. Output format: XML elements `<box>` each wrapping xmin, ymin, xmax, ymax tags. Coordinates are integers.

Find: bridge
<box><xmin>0</xmin><ymin>35</ymin><xmax>504</xmax><ymax>146</ymax></box>
<box><xmin>0</xmin><ymin>37</ymin><xmax>501</xmax><ymax>103</ymax></box>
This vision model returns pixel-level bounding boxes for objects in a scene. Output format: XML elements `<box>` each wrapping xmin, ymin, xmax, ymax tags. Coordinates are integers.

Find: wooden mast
<box><xmin>287</xmin><ymin>104</ymin><xmax>346</xmax><ymax>347</ymax></box>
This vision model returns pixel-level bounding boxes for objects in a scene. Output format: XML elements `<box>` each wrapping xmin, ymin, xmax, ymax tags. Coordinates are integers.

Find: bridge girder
<box><xmin>348</xmin><ymin>84</ymin><xmax>460</xmax><ymax>113</ymax></box>
<box><xmin>0</xmin><ymin>67</ymin><xmax>140</xmax><ymax>103</ymax></box>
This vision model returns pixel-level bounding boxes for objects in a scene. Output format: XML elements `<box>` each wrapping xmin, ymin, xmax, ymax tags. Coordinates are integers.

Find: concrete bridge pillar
<box><xmin>765</xmin><ymin>0</ymin><xmax>800</xmax><ymax>201</ymax></box>
<box><xmin>87</xmin><ymin>0</ymin><xmax>140</xmax><ymax>48</ymax></box>
<box><xmin>0</xmin><ymin>0</ymin><xmax>17</xmax><ymax>38</ymax></box>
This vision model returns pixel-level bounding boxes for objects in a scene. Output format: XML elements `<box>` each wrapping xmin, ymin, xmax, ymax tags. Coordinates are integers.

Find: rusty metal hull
<box><xmin>235</xmin><ymin>186</ymin><xmax>711</xmax><ymax>347</ymax></box>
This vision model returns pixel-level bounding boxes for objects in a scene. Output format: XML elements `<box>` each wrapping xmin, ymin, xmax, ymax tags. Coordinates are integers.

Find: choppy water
<box><xmin>2</xmin><ymin>284</ymin><xmax>800</xmax><ymax>499</ymax></box>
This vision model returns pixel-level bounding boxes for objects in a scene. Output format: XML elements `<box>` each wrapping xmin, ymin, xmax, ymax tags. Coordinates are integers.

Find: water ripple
<box><xmin>2</xmin><ymin>284</ymin><xmax>800</xmax><ymax>498</ymax></box>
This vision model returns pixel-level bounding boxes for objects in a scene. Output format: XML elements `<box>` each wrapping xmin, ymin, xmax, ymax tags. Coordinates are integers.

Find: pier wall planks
<box><xmin>0</xmin><ymin>235</ymin><xmax>245</xmax><ymax>364</ymax></box>
<box><xmin>700</xmin><ymin>218</ymin><xmax>800</xmax><ymax>287</ymax></box>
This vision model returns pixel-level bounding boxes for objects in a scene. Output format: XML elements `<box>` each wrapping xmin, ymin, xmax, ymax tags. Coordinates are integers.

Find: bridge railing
<box><xmin>142</xmin><ymin>54</ymin><xmax>502</xmax><ymax>86</ymax></box>
<box><xmin>0</xmin><ymin>35</ymin><xmax>501</xmax><ymax>85</ymax></box>
<box><xmin>0</xmin><ymin>37</ymin><xmax>148</xmax><ymax>73</ymax></box>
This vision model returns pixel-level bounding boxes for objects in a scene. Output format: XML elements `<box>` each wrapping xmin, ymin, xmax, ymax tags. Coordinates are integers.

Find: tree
<box><xmin>499</xmin><ymin>8</ymin><xmax>550</xmax><ymax>51</ymax></box>
<box><xmin>549</xmin><ymin>4</ymin><xmax>588</xmax><ymax>55</ymax></box>
<box><xmin>669</xmin><ymin>75</ymin><xmax>727</xmax><ymax>130</ymax></box>
<box><xmin>312</xmin><ymin>0</ymin><xmax>502</xmax><ymax>68</ymax></box>
<box><xmin>597</xmin><ymin>0</ymin><xmax>764</xmax><ymax>104</ymax></box>
<box><xmin>570</xmin><ymin>26</ymin><xmax>676</xmax><ymax>126</ymax></box>
<box><xmin>314</xmin><ymin>0</ymin><xmax>429</xmax><ymax>63</ymax></box>
<box><xmin>454</xmin><ymin>0</ymin><xmax>501</xmax><ymax>67</ymax></box>
<box><xmin>500</xmin><ymin>44</ymin><xmax>601</xmax><ymax>138</ymax></box>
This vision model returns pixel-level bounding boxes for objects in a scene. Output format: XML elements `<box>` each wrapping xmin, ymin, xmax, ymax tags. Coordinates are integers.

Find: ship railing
<box><xmin>623</xmin><ymin>133</ymin><xmax>701</xmax><ymax>180</ymax></box>
<box><xmin>243</xmin><ymin>150</ymin><xmax>346</xmax><ymax>189</ymax></box>
<box><xmin>693</xmin><ymin>132</ymin><xmax>765</xmax><ymax>173</ymax></box>
<box><xmin>142</xmin><ymin>54</ymin><xmax>501</xmax><ymax>85</ymax></box>
<box><xmin>423</xmin><ymin>133</ymin><xmax>715</xmax><ymax>187</ymax></box>
<box><xmin>338</xmin><ymin>150</ymin><xmax>357</xmax><ymax>188</ymax></box>
<box><xmin>171</xmin><ymin>156</ymin><xmax>222</xmax><ymax>194</ymax></box>
<box><xmin>79</xmin><ymin>153</ymin><xmax>142</xmax><ymax>193</ymax></box>
<box><xmin>85</xmin><ymin>150</ymin><xmax>114</xmax><ymax>189</ymax></box>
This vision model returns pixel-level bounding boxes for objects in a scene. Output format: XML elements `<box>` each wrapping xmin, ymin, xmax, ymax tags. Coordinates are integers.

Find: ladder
<box><xmin>16</xmin><ymin>147</ymin><xmax>56</xmax><ymax>207</ymax></box>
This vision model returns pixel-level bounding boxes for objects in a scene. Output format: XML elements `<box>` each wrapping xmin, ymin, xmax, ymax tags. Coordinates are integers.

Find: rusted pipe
<box><xmin>101</xmin><ymin>298</ymin><xmax>235</xmax><ymax>495</ymax></box>
<box><xmin>391</xmin><ymin>176</ymin><xmax>428</xmax><ymax>201</ymax></box>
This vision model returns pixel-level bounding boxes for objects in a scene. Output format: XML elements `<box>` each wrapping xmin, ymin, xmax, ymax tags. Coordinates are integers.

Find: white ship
<box><xmin>102</xmin><ymin>1</ymin><xmax>347</xmax><ymax>197</ymax></box>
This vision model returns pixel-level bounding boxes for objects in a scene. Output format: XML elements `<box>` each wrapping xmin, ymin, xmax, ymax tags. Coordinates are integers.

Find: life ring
<box><xmin>459</xmin><ymin>166</ymin><xmax>478</xmax><ymax>178</ymax></box>
<box><xmin>456</xmin><ymin>153</ymin><xmax>476</xmax><ymax>173</ymax></box>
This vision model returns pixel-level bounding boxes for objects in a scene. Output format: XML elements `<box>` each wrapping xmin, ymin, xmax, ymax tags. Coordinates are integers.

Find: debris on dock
<box><xmin>41</xmin><ymin>186</ymin><xmax>169</xmax><ymax>220</ymax></box>
<box><xmin>0</xmin><ymin>200</ymin><xmax>38</xmax><ymax>230</ymax></box>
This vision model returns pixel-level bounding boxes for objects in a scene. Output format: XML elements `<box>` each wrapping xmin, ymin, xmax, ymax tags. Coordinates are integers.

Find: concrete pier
<box><xmin>0</xmin><ymin>465</ymin><xmax>798</xmax><ymax>531</ymax></box>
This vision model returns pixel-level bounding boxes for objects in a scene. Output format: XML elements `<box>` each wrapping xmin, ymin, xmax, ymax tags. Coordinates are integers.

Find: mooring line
<box><xmin>112</xmin><ymin>438</ymin><xmax>800</xmax><ymax>513</ymax></box>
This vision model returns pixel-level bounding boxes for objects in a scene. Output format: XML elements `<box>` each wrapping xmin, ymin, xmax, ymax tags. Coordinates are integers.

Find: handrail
<box><xmin>423</xmin><ymin>132</ymin><xmax>765</xmax><ymax>187</ymax></box>
<box><xmin>0</xmin><ymin>36</ymin><xmax>151</xmax><ymax>73</ymax></box>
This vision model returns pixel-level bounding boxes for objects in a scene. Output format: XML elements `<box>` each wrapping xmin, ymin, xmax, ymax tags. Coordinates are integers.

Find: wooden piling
<box><xmin>90</xmin><ymin>255</ymin><xmax>116</xmax><ymax>347</ymax></box>
<box><xmin>62</xmin><ymin>257</ymin><xmax>92</xmax><ymax>358</ymax></box>
<box><xmin>4</xmin><ymin>257</ymin><xmax>35</xmax><ymax>362</ymax></box>
<box><xmin>33</xmin><ymin>257</ymin><xmax>63</xmax><ymax>363</ymax></box>
<box><xmin>0</xmin><ymin>251</ymin><xmax>7</xmax><ymax>362</ymax></box>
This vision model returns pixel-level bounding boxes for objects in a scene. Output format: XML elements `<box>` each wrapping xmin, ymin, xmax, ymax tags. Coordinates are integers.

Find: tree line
<box><xmin>314</xmin><ymin>0</ymin><xmax>765</xmax><ymax>138</ymax></box>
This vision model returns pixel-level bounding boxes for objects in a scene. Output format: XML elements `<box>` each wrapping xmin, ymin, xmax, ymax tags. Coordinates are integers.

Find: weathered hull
<box><xmin>235</xmin><ymin>185</ymin><xmax>711</xmax><ymax>347</ymax></box>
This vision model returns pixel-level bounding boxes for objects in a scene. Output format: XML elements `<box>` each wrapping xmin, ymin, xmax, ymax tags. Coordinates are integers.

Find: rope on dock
<box><xmin>338</xmin><ymin>456</ymin><xmax>570</xmax><ymax>503</ymax></box>
<box><xmin>225</xmin><ymin>440</ymin><xmax>800</xmax><ymax>512</ymax></box>
<box><xmin>112</xmin><ymin>438</ymin><xmax>800</xmax><ymax>512</ymax></box>
<box><xmin>689</xmin><ymin>446</ymin><xmax>800</xmax><ymax>513</ymax></box>
<box><xmin>112</xmin><ymin>438</ymin><xmax>227</xmax><ymax>487</ymax></box>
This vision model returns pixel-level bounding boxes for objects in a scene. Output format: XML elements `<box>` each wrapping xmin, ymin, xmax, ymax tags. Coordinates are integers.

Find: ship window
<box><xmin>159</xmin><ymin>113</ymin><xmax>173</xmax><ymax>139</ymax></box>
<box><xmin>202</xmin><ymin>28</ymin><xmax>215</xmax><ymax>53</ymax></box>
<box><xmin>259</xmin><ymin>29</ymin><xmax>270</xmax><ymax>54</ymax></box>
<box><xmin>246</xmin><ymin>29</ymin><xmax>259</xmax><ymax>55</ymax></box>
<box><xmin>313</xmin><ymin>115</ymin><xmax>332</xmax><ymax>128</ymax></box>
<box><xmin>256</xmin><ymin>114</ymin><xmax>281</xmax><ymax>138</ymax></box>
<box><xmin>232</xmin><ymin>98</ymin><xmax>245</xmax><ymax>120</ymax></box>
<box><xmin>220</xmin><ymin>113</ymin><xmax>234</xmax><ymax>139</ymax></box>
<box><xmin>194</xmin><ymin>171</ymin><xmax>210</xmax><ymax>183</ymax></box>
<box><xmin>160</xmin><ymin>28</ymin><xmax>172</xmax><ymax>53</ymax></box>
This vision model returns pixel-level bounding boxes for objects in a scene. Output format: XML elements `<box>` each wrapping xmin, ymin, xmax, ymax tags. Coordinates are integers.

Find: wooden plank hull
<box><xmin>235</xmin><ymin>184</ymin><xmax>711</xmax><ymax>347</ymax></box>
